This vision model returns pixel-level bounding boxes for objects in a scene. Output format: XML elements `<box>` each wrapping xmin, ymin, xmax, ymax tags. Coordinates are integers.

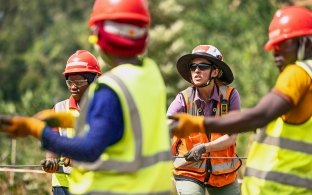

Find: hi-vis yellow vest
<box><xmin>52</xmin><ymin>99</ymin><xmax>78</xmax><ymax>187</ymax></box>
<box><xmin>70</xmin><ymin>57</ymin><xmax>172</xmax><ymax>195</ymax></box>
<box><xmin>242</xmin><ymin>60</ymin><xmax>312</xmax><ymax>195</ymax></box>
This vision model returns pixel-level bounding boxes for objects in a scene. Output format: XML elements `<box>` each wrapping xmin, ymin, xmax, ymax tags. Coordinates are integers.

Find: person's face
<box><xmin>66</xmin><ymin>74</ymin><xmax>89</xmax><ymax>101</ymax></box>
<box><xmin>272</xmin><ymin>38</ymin><xmax>298</xmax><ymax>72</ymax></box>
<box><xmin>190</xmin><ymin>58</ymin><xmax>219</xmax><ymax>86</ymax></box>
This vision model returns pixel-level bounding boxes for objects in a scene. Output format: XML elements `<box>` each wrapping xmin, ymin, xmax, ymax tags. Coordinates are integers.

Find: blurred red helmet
<box><xmin>63</xmin><ymin>50</ymin><xmax>102</xmax><ymax>76</ymax></box>
<box><xmin>264</xmin><ymin>6</ymin><xmax>312</xmax><ymax>51</ymax></box>
<box><xmin>88</xmin><ymin>0</ymin><xmax>150</xmax><ymax>56</ymax></box>
<box><xmin>89</xmin><ymin>0</ymin><xmax>150</xmax><ymax>27</ymax></box>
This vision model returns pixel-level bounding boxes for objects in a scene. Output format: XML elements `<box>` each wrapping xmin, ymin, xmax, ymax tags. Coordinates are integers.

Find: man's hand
<box><xmin>41</xmin><ymin>158</ymin><xmax>59</xmax><ymax>173</ymax></box>
<box><xmin>0</xmin><ymin>115</ymin><xmax>45</xmax><ymax>138</ymax></box>
<box><xmin>33</xmin><ymin>109</ymin><xmax>76</xmax><ymax>128</ymax></box>
<box><xmin>184</xmin><ymin>143</ymin><xmax>207</xmax><ymax>161</ymax></box>
<box><xmin>168</xmin><ymin>113</ymin><xmax>206</xmax><ymax>138</ymax></box>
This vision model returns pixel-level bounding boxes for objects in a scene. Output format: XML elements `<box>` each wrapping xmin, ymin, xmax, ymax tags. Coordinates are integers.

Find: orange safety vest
<box><xmin>172</xmin><ymin>85</ymin><xmax>242</xmax><ymax>187</ymax></box>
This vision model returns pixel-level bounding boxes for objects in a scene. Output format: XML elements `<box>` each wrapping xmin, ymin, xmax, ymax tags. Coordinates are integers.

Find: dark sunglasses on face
<box><xmin>189</xmin><ymin>63</ymin><xmax>213</xmax><ymax>71</ymax></box>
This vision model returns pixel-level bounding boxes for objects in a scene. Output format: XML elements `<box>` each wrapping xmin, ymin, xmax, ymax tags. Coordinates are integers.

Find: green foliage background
<box><xmin>0</xmin><ymin>0</ymin><xmax>310</xmax><ymax>194</ymax></box>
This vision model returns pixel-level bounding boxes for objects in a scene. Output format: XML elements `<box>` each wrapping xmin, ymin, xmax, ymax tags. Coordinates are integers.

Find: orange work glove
<box><xmin>0</xmin><ymin>115</ymin><xmax>45</xmax><ymax>138</ymax></box>
<box><xmin>33</xmin><ymin>109</ymin><xmax>76</xmax><ymax>128</ymax></box>
<box><xmin>41</xmin><ymin>158</ymin><xmax>59</xmax><ymax>173</ymax></box>
<box><xmin>168</xmin><ymin>113</ymin><xmax>206</xmax><ymax>138</ymax></box>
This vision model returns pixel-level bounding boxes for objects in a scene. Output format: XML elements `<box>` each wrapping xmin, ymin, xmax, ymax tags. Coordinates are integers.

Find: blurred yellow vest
<box><xmin>52</xmin><ymin>100</ymin><xmax>79</xmax><ymax>187</ymax></box>
<box><xmin>242</xmin><ymin>60</ymin><xmax>312</xmax><ymax>194</ymax></box>
<box><xmin>70</xmin><ymin>58</ymin><xmax>172</xmax><ymax>194</ymax></box>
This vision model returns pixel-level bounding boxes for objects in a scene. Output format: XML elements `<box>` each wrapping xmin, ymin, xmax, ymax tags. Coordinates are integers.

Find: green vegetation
<box><xmin>0</xmin><ymin>0</ymin><xmax>310</xmax><ymax>194</ymax></box>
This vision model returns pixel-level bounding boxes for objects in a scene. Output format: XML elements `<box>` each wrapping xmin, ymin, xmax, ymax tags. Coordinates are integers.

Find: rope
<box><xmin>0</xmin><ymin>165</ymin><xmax>42</xmax><ymax>168</ymax></box>
<box><xmin>0</xmin><ymin>163</ymin><xmax>68</xmax><ymax>174</ymax></box>
<box><xmin>173</xmin><ymin>156</ymin><xmax>247</xmax><ymax>159</ymax></box>
<box><xmin>0</xmin><ymin>164</ymin><xmax>44</xmax><ymax>173</ymax></box>
<box><xmin>0</xmin><ymin>167</ymin><xmax>45</xmax><ymax>174</ymax></box>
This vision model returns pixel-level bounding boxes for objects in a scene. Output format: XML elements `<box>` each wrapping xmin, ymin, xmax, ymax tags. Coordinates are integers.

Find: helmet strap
<box><xmin>297</xmin><ymin>36</ymin><xmax>312</xmax><ymax>61</ymax></box>
<box><xmin>89</xmin><ymin>25</ymin><xmax>113</xmax><ymax>68</ymax></box>
<box><xmin>298</xmin><ymin>37</ymin><xmax>307</xmax><ymax>60</ymax></box>
<box><xmin>198</xmin><ymin>77</ymin><xmax>217</xmax><ymax>88</ymax></box>
<box><xmin>192</xmin><ymin>70</ymin><xmax>215</xmax><ymax>88</ymax></box>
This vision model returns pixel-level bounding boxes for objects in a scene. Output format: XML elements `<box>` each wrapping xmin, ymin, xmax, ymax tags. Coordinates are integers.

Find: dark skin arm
<box><xmin>205</xmin><ymin>92</ymin><xmax>292</xmax><ymax>134</ymax></box>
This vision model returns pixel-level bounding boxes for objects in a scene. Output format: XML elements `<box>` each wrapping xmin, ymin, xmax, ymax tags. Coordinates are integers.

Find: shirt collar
<box><xmin>69</xmin><ymin>95</ymin><xmax>79</xmax><ymax>110</ymax></box>
<box><xmin>193</xmin><ymin>85</ymin><xmax>220</xmax><ymax>103</ymax></box>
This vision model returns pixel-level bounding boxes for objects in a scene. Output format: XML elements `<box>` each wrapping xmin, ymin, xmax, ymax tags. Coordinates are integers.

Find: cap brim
<box><xmin>264</xmin><ymin>30</ymin><xmax>312</xmax><ymax>51</ymax></box>
<box><xmin>176</xmin><ymin>53</ymin><xmax>234</xmax><ymax>85</ymax></box>
<box><xmin>63</xmin><ymin>69</ymin><xmax>101</xmax><ymax>76</ymax></box>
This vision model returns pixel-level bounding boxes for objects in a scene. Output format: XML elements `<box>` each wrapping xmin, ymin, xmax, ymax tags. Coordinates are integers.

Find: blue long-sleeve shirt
<box><xmin>41</xmin><ymin>86</ymin><xmax>124</xmax><ymax>162</ymax></box>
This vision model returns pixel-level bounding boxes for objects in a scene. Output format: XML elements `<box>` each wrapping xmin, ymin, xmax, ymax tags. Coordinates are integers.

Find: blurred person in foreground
<box><xmin>169</xmin><ymin>6</ymin><xmax>312</xmax><ymax>195</ymax></box>
<box><xmin>0</xmin><ymin>0</ymin><xmax>172</xmax><ymax>194</ymax></box>
<box><xmin>41</xmin><ymin>50</ymin><xmax>102</xmax><ymax>195</ymax></box>
<box><xmin>168</xmin><ymin>45</ymin><xmax>241</xmax><ymax>195</ymax></box>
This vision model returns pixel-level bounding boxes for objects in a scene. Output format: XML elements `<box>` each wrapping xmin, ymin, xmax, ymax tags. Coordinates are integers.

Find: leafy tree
<box><xmin>0</xmin><ymin>0</ymin><xmax>310</xmax><ymax>193</ymax></box>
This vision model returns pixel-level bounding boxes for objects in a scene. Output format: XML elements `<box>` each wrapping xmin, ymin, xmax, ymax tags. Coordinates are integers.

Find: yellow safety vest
<box><xmin>52</xmin><ymin>99</ymin><xmax>78</xmax><ymax>187</ymax></box>
<box><xmin>242</xmin><ymin>60</ymin><xmax>312</xmax><ymax>195</ymax></box>
<box><xmin>70</xmin><ymin>57</ymin><xmax>172</xmax><ymax>195</ymax></box>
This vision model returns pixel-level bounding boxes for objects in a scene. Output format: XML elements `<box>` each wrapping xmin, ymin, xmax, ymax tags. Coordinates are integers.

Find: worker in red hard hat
<box><xmin>167</xmin><ymin>5</ymin><xmax>312</xmax><ymax>195</ymax></box>
<box><xmin>40</xmin><ymin>50</ymin><xmax>102</xmax><ymax>195</ymax></box>
<box><xmin>63</xmin><ymin>50</ymin><xmax>102</xmax><ymax>102</ymax></box>
<box><xmin>0</xmin><ymin>0</ymin><xmax>172</xmax><ymax>194</ymax></box>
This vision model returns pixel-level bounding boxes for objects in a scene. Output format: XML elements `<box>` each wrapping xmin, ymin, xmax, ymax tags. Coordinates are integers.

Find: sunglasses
<box><xmin>189</xmin><ymin>63</ymin><xmax>213</xmax><ymax>71</ymax></box>
<box><xmin>66</xmin><ymin>79</ymin><xmax>88</xmax><ymax>88</ymax></box>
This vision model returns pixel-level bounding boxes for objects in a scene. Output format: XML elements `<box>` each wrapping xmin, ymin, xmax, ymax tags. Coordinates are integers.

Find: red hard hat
<box><xmin>88</xmin><ymin>0</ymin><xmax>150</xmax><ymax>56</ymax></box>
<box><xmin>264</xmin><ymin>6</ymin><xmax>312</xmax><ymax>51</ymax></box>
<box><xmin>88</xmin><ymin>0</ymin><xmax>150</xmax><ymax>27</ymax></box>
<box><xmin>63</xmin><ymin>50</ymin><xmax>102</xmax><ymax>76</ymax></box>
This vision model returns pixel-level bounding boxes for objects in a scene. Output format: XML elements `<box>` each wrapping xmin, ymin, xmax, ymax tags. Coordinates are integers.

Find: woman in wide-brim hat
<box><xmin>176</xmin><ymin>44</ymin><xmax>234</xmax><ymax>85</ymax></box>
<box><xmin>167</xmin><ymin>45</ymin><xmax>241</xmax><ymax>195</ymax></box>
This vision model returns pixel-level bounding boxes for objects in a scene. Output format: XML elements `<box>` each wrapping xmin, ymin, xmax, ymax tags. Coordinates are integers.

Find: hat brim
<box><xmin>176</xmin><ymin>53</ymin><xmax>234</xmax><ymax>85</ymax></box>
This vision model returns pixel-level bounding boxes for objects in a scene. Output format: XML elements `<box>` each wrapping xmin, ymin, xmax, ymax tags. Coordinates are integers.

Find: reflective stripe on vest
<box><xmin>52</xmin><ymin>99</ymin><xmax>78</xmax><ymax>187</ymax></box>
<box><xmin>70</xmin><ymin>58</ymin><xmax>172</xmax><ymax>194</ymax></box>
<box><xmin>212</xmin><ymin>158</ymin><xmax>241</xmax><ymax>173</ymax></box>
<box><xmin>74</xmin><ymin>72</ymin><xmax>171</xmax><ymax>172</ymax></box>
<box><xmin>243</xmin><ymin>118</ymin><xmax>312</xmax><ymax>193</ymax></box>
<box><xmin>243</xmin><ymin>60</ymin><xmax>312</xmax><ymax>194</ymax></box>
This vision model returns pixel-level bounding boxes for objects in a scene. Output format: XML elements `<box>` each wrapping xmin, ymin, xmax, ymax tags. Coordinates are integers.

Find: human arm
<box><xmin>41</xmin><ymin>86</ymin><xmax>124</xmax><ymax>162</ymax></box>
<box><xmin>205</xmin><ymin>88</ymin><xmax>240</xmax><ymax>148</ymax></box>
<box><xmin>204</xmin><ymin>91</ymin><xmax>291</xmax><ymax>134</ymax></box>
<box><xmin>204</xmin><ymin>64</ymin><xmax>312</xmax><ymax>134</ymax></box>
<box><xmin>0</xmin><ymin>87</ymin><xmax>123</xmax><ymax>162</ymax></box>
<box><xmin>46</xmin><ymin>151</ymin><xmax>58</xmax><ymax>159</ymax></box>
<box><xmin>170</xmin><ymin>65</ymin><xmax>312</xmax><ymax>136</ymax></box>
<box><xmin>204</xmin><ymin>134</ymin><xmax>237</xmax><ymax>151</ymax></box>
<box><xmin>170</xmin><ymin>91</ymin><xmax>291</xmax><ymax>137</ymax></box>
<box><xmin>167</xmin><ymin>93</ymin><xmax>186</xmax><ymax>116</ymax></box>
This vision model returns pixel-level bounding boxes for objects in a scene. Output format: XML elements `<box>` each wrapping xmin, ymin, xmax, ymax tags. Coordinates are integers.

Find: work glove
<box><xmin>184</xmin><ymin>143</ymin><xmax>207</xmax><ymax>161</ymax></box>
<box><xmin>168</xmin><ymin>113</ymin><xmax>206</xmax><ymax>138</ymax></box>
<box><xmin>33</xmin><ymin>109</ymin><xmax>76</xmax><ymax>128</ymax></box>
<box><xmin>0</xmin><ymin>115</ymin><xmax>45</xmax><ymax>138</ymax></box>
<box><xmin>41</xmin><ymin>158</ymin><xmax>59</xmax><ymax>173</ymax></box>
<box><xmin>61</xmin><ymin>157</ymin><xmax>71</xmax><ymax>167</ymax></box>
